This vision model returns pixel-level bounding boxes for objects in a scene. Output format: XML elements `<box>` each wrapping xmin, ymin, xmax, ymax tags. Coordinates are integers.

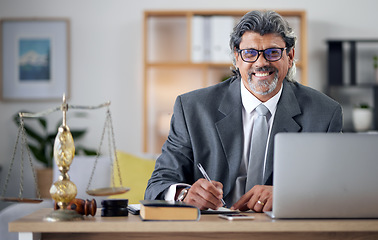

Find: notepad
<box><xmin>201</xmin><ymin>207</ymin><xmax>240</xmax><ymax>214</ymax></box>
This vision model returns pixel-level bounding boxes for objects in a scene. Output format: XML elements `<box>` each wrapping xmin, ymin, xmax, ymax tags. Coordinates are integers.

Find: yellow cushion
<box><xmin>108</xmin><ymin>151</ymin><xmax>156</xmax><ymax>204</ymax></box>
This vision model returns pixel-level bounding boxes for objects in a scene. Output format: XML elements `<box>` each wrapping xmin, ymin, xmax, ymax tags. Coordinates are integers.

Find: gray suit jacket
<box><xmin>145</xmin><ymin>77</ymin><xmax>343</xmax><ymax>204</ymax></box>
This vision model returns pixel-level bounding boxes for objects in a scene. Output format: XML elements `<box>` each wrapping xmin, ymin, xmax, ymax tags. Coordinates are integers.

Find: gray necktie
<box><xmin>246</xmin><ymin>104</ymin><xmax>270</xmax><ymax>192</ymax></box>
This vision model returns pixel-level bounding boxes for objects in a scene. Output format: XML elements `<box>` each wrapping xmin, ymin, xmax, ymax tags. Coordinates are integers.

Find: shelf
<box><xmin>326</xmin><ymin>39</ymin><xmax>378</xmax><ymax>131</ymax></box>
<box><xmin>327</xmin><ymin>39</ymin><xmax>378</xmax><ymax>86</ymax></box>
<box><xmin>147</xmin><ymin>61</ymin><xmax>304</xmax><ymax>68</ymax></box>
<box><xmin>146</xmin><ymin>62</ymin><xmax>232</xmax><ymax>67</ymax></box>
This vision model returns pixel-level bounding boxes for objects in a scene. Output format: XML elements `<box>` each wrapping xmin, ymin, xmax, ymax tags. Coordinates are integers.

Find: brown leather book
<box><xmin>139</xmin><ymin>200</ymin><xmax>200</xmax><ymax>221</ymax></box>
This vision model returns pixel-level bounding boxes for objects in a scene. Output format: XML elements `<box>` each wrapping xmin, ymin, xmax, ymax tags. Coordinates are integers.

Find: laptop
<box><xmin>266</xmin><ymin>132</ymin><xmax>378</xmax><ymax>219</ymax></box>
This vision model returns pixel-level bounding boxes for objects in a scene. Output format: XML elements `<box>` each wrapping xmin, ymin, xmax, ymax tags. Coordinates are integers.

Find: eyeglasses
<box><xmin>238</xmin><ymin>47</ymin><xmax>287</xmax><ymax>63</ymax></box>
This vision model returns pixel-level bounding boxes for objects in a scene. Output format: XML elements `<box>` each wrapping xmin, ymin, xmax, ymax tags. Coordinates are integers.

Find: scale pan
<box><xmin>0</xmin><ymin>197</ymin><xmax>43</xmax><ymax>203</ymax></box>
<box><xmin>86</xmin><ymin>187</ymin><xmax>130</xmax><ymax>196</ymax></box>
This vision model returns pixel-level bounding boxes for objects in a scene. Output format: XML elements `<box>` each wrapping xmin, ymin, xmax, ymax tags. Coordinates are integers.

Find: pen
<box><xmin>197</xmin><ymin>163</ymin><xmax>226</xmax><ymax>207</ymax></box>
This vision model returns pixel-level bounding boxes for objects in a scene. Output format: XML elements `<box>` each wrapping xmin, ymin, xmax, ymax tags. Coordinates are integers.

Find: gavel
<box><xmin>54</xmin><ymin>198</ymin><xmax>97</xmax><ymax>216</ymax></box>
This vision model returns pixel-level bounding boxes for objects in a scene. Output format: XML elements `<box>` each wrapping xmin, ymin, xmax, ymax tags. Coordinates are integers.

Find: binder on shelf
<box><xmin>210</xmin><ymin>16</ymin><xmax>234</xmax><ymax>63</ymax></box>
<box><xmin>191</xmin><ymin>16</ymin><xmax>205</xmax><ymax>62</ymax></box>
<box><xmin>191</xmin><ymin>16</ymin><xmax>211</xmax><ymax>62</ymax></box>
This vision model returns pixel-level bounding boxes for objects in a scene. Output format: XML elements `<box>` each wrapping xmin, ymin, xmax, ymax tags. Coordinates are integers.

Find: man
<box><xmin>145</xmin><ymin>10</ymin><xmax>342</xmax><ymax>212</ymax></box>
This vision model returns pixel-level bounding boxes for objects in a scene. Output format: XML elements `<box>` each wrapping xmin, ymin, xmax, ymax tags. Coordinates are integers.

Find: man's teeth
<box><xmin>255</xmin><ymin>72</ymin><xmax>269</xmax><ymax>77</ymax></box>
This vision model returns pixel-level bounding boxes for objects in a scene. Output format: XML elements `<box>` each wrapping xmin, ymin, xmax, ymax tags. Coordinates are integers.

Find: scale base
<box><xmin>0</xmin><ymin>197</ymin><xmax>43</xmax><ymax>203</ymax></box>
<box><xmin>44</xmin><ymin>209</ymin><xmax>84</xmax><ymax>222</ymax></box>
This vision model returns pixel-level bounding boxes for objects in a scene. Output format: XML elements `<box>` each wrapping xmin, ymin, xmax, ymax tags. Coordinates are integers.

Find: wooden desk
<box><xmin>9</xmin><ymin>208</ymin><xmax>378</xmax><ymax>240</ymax></box>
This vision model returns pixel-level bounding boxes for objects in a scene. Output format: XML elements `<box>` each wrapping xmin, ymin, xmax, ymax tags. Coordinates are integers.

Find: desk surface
<box><xmin>9</xmin><ymin>208</ymin><xmax>378</xmax><ymax>240</ymax></box>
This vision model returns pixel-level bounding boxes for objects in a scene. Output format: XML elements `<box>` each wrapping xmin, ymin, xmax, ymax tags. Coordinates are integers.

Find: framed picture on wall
<box><xmin>0</xmin><ymin>18</ymin><xmax>70</xmax><ymax>101</ymax></box>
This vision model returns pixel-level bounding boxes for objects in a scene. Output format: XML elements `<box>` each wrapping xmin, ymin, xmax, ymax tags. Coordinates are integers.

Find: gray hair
<box><xmin>229</xmin><ymin>10</ymin><xmax>297</xmax><ymax>82</ymax></box>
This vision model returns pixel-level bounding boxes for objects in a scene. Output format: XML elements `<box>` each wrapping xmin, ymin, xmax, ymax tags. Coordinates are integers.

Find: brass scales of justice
<box><xmin>0</xmin><ymin>95</ymin><xmax>129</xmax><ymax>221</ymax></box>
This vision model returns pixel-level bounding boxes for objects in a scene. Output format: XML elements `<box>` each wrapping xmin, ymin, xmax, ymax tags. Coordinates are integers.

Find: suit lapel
<box><xmin>215</xmin><ymin>78</ymin><xmax>243</xmax><ymax>195</ymax></box>
<box><xmin>264</xmin><ymin>80</ymin><xmax>302</xmax><ymax>183</ymax></box>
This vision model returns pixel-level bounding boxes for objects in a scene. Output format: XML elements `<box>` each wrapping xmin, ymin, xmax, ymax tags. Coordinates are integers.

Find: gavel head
<box><xmin>54</xmin><ymin>198</ymin><xmax>97</xmax><ymax>216</ymax></box>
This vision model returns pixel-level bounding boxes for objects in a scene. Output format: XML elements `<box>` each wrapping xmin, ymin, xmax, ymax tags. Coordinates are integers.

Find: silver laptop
<box><xmin>267</xmin><ymin>132</ymin><xmax>378</xmax><ymax>219</ymax></box>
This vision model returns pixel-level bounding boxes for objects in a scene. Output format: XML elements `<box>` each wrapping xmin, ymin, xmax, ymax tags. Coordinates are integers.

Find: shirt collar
<box><xmin>240</xmin><ymin>80</ymin><xmax>283</xmax><ymax>115</ymax></box>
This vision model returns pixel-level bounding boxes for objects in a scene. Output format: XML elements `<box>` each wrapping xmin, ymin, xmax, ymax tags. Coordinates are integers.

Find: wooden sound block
<box><xmin>55</xmin><ymin>198</ymin><xmax>97</xmax><ymax>216</ymax></box>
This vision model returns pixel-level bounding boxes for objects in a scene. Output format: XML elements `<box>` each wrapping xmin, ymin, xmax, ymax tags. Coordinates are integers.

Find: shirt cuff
<box><xmin>164</xmin><ymin>183</ymin><xmax>191</xmax><ymax>201</ymax></box>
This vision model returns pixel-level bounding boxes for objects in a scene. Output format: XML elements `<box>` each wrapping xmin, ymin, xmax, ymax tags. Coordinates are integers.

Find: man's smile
<box><xmin>250</xmin><ymin>67</ymin><xmax>277</xmax><ymax>79</ymax></box>
<box><xmin>253</xmin><ymin>71</ymin><xmax>275</xmax><ymax>78</ymax></box>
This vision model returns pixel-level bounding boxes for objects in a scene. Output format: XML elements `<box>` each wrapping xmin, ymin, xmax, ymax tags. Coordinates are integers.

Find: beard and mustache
<box><xmin>247</xmin><ymin>67</ymin><xmax>279</xmax><ymax>96</ymax></box>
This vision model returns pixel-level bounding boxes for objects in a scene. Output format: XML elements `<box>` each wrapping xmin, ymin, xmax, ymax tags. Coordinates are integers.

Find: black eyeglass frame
<box><xmin>237</xmin><ymin>47</ymin><xmax>288</xmax><ymax>63</ymax></box>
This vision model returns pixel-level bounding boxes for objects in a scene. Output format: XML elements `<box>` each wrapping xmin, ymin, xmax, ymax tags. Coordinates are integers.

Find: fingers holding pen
<box><xmin>184</xmin><ymin>178</ymin><xmax>224</xmax><ymax>210</ymax></box>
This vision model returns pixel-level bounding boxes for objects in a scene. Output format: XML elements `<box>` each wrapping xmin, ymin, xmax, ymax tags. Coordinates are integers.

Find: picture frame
<box><xmin>0</xmin><ymin>18</ymin><xmax>70</xmax><ymax>101</ymax></box>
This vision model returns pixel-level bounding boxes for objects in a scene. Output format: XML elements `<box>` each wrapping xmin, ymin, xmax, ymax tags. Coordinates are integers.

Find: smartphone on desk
<box><xmin>218</xmin><ymin>213</ymin><xmax>255</xmax><ymax>220</ymax></box>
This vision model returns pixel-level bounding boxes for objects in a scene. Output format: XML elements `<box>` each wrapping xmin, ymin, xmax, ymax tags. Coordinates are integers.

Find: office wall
<box><xmin>0</xmin><ymin>0</ymin><xmax>377</xmax><ymax>210</ymax></box>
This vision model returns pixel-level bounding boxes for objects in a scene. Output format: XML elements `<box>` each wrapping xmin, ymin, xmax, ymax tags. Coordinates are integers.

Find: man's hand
<box><xmin>183</xmin><ymin>178</ymin><xmax>224</xmax><ymax>210</ymax></box>
<box><xmin>231</xmin><ymin>185</ymin><xmax>273</xmax><ymax>212</ymax></box>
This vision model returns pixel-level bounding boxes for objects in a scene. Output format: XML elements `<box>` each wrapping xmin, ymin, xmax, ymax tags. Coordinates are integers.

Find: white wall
<box><xmin>0</xmin><ymin>0</ymin><xmax>377</xmax><ymax>209</ymax></box>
